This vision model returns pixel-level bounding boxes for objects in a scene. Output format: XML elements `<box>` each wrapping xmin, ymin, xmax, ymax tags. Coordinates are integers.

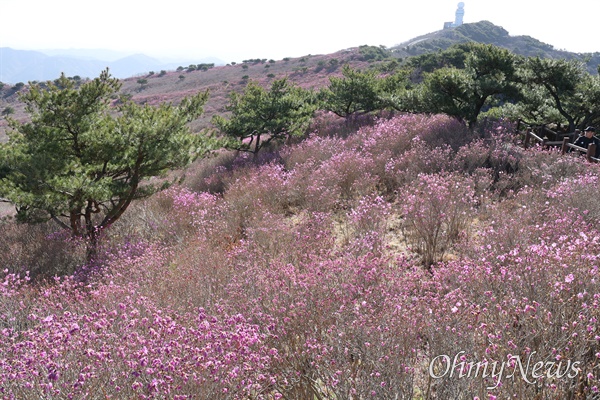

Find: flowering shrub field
<box><xmin>1</xmin><ymin>113</ymin><xmax>599</xmax><ymax>399</ymax></box>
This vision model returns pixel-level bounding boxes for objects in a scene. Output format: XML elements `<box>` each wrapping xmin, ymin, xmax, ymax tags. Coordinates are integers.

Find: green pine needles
<box><xmin>0</xmin><ymin>69</ymin><xmax>214</xmax><ymax>258</ymax></box>
<box><xmin>212</xmin><ymin>77</ymin><xmax>317</xmax><ymax>156</ymax></box>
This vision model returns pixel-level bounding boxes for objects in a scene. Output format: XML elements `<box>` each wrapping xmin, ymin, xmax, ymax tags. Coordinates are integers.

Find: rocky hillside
<box><xmin>0</xmin><ymin>48</ymin><xmax>375</xmax><ymax>140</ymax></box>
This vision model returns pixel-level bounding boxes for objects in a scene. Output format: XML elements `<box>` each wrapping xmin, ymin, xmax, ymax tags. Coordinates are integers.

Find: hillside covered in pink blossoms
<box><xmin>1</xmin><ymin>113</ymin><xmax>599</xmax><ymax>399</ymax></box>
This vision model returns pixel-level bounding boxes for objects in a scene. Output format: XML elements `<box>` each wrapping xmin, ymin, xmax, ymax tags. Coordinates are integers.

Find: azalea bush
<box><xmin>399</xmin><ymin>172</ymin><xmax>476</xmax><ymax>267</ymax></box>
<box><xmin>0</xmin><ymin>221</ymin><xmax>86</xmax><ymax>279</ymax></box>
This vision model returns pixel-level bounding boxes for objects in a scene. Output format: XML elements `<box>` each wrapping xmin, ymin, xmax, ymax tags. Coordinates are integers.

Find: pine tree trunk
<box><xmin>85</xmin><ymin>224</ymin><xmax>99</xmax><ymax>265</ymax></box>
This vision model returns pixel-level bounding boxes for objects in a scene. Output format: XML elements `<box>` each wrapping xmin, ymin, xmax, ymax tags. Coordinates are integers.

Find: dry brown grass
<box><xmin>0</xmin><ymin>202</ymin><xmax>13</xmax><ymax>219</ymax></box>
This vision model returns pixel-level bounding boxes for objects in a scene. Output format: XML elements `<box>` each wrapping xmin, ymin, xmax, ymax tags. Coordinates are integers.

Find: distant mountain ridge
<box><xmin>2</xmin><ymin>21</ymin><xmax>599</xmax><ymax>85</ymax></box>
<box><xmin>38</xmin><ymin>49</ymin><xmax>138</xmax><ymax>62</ymax></box>
<box><xmin>0</xmin><ymin>48</ymin><xmax>225</xmax><ymax>84</ymax></box>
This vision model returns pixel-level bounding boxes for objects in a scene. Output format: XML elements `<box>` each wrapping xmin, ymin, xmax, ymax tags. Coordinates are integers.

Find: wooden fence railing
<box><xmin>517</xmin><ymin>120</ymin><xmax>598</xmax><ymax>162</ymax></box>
<box><xmin>561</xmin><ymin>138</ymin><xmax>599</xmax><ymax>163</ymax></box>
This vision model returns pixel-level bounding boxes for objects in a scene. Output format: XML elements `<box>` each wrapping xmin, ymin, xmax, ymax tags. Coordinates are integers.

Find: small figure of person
<box><xmin>571</xmin><ymin>126</ymin><xmax>600</xmax><ymax>158</ymax></box>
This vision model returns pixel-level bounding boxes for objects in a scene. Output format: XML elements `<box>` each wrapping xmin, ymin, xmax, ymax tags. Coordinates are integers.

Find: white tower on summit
<box><xmin>454</xmin><ymin>2</ymin><xmax>465</xmax><ymax>26</ymax></box>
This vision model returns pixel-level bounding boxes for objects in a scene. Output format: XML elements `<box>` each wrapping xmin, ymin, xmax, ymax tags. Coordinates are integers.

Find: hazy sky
<box><xmin>0</xmin><ymin>0</ymin><xmax>597</xmax><ymax>63</ymax></box>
